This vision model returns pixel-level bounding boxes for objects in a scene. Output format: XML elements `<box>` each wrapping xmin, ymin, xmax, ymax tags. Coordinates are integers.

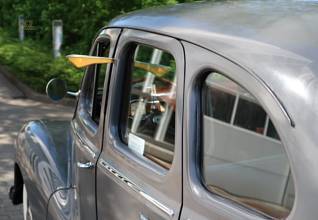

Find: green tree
<box><xmin>0</xmin><ymin>0</ymin><xmax>189</xmax><ymax>53</ymax></box>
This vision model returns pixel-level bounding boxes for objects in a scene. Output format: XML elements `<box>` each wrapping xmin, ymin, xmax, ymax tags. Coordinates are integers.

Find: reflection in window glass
<box><xmin>267</xmin><ymin>120</ymin><xmax>280</xmax><ymax>140</ymax></box>
<box><xmin>122</xmin><ymin>44</ymin><xmax>176</xmax><ymax>170</ymax></box>
<box><xmin>203</xmin><ymin>87</ymin><xmax>235</xmax><ymax>123</ymax></box>
<box><xmin>84</xmin><ymin>67</ymin><xmax>95</xmax><ymax>116</ymax></box>
<box><xmin>92</xmin><ymin>42</ymin><xmax>110</xmax><ymax>124</ymax></box>
<box><xmin>81</xmin><ymin>40</ymin><xmax>110</xmax><ymax>124</ymax></box>
<box><xmin>83</xmin><ymin>47</ymin><xmax>98</xmax><ymax>116</ymax></box>
<box><xmin>234</xmin><ymin>98</ymin><xmax>267</xmax><ymax>134</ymax></box>
<box><xmin>202</xmin><ymin>72</ymin><xmax>294</xmax><ymax>219</ymax></box>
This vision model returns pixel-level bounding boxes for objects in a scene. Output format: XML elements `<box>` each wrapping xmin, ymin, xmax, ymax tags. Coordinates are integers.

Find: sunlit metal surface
<box><xmin>15</xmin><ymin>120</ymin><xmax>73</xmax><ymax>219</ymax></box>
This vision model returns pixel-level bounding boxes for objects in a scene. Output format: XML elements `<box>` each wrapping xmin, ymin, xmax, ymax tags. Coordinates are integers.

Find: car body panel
<box><xmin>15</xmin><ymin>120</ymin><xmax>73</xmax><ymax>219</ymax></box>
<box><xmin>47</xmin><ymin>188</ymin><xmax>78</xmax><ymax>220</ymax></box>
<box><xmin>71</xmin><ymin>27</ymin><xmax>121</xmax><ymax>220</ymax></box>
<box><xmin>179</xmin><ymin>41</ymin><xmax>295</xmax><ymax>220</ymax></box>
<box><xmin>96</xmin><ymin>28</ymin><xmax>184</xmax><ymax>220</ymax></box>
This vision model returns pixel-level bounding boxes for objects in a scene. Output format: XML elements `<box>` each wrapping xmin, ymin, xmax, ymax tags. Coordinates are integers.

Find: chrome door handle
<box><xmin>77</xmin><ymin>161</ymin><xmax>95</xmax><ymax>169</ymax></box>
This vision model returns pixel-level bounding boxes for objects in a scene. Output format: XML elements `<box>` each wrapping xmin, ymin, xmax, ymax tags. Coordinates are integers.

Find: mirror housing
<box><xmin>46</xmin><ymin>78</ymin><xmax>67</xmax><ymax>101</ymax></box>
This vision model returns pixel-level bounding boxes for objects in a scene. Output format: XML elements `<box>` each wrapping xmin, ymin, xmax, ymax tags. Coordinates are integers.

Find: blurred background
<box><xmin>0</xmin><ymin>0</ymin><xmax>199</xmax><ymax>93</ymax></box>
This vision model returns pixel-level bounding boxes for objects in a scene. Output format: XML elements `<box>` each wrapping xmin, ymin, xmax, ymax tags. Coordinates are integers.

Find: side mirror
<box><xmin>46</xmin><ymin>78</ymin><xmax>67</xmax><ymax>101</ymax></box>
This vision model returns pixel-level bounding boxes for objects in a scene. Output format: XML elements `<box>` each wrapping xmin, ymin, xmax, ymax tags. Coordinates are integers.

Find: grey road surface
<box><xmin>0</xmin><ymin>73</ymin><xmax>73</xmax><ymax>219</ymax></box>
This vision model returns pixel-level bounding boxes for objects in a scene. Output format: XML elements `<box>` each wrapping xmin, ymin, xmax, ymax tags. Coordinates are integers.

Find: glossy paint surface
<box><xmin>15</xmin><ymin>120</ymin><xmax>73</xmax><ymax>219</ymax></box>
<box><xmin>110</xmin><ymin>0</ymin><xmax>318</xmax><ymax>65</ymax></box>
<box><xmin>47</xmin><ymin>188</ymin><xmax>78</xmax><ymax>220</ymax></box>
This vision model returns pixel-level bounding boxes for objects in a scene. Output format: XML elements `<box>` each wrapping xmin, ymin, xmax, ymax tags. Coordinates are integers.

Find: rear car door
<box><xmin>71</xmin><ymin>28</ymin><xmax>121</xmax><ymax>220</ymax></box>
<box><xmin>96</xmin><ymin>29</ymin><xmax>184</xmax><ymax>220</ymax></box>
<box><xmin>180</xmin><ymin>42</ymin><xmax>296</xmax><ymax>220</ymax></box>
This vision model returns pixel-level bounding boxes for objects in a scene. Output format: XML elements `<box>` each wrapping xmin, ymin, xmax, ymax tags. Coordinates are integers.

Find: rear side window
<box><xmin>120</xmin><ymin>44</ymin><xmax>177</xmax><ymax>170</ymax></box>
<box><xmin>202</xmin><ymin>72</ymin><xmax>294</xmax><ymax>219</ymax></box>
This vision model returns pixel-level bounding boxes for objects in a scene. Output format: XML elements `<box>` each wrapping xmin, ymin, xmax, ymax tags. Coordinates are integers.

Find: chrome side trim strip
<box><xmin>139</xmin><ymin>191</ymin><xmax>174</xmax><ymax>217</ymax></box>
<box><xmin>99</xmin><ymin>159</ymin><xmax>174</xmax><ymax>218</ymax></box>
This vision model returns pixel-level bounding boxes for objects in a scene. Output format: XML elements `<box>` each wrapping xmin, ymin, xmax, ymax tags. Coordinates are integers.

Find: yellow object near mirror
<box><xmin>66</xmin><ymin>54</ymin><xmax>114</xmax><ymax>68</ymax></box>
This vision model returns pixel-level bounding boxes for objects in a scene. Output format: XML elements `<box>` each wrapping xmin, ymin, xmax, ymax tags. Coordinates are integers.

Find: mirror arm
<box><xmin>67</xmin><ymin>90</ymin><xmax>81</xmax><ymax>97</ymax></box>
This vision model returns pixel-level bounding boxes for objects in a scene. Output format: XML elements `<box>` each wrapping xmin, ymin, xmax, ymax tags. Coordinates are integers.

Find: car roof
<box><xmin>109</xmin><ymin>0</ymin><xmax>318</xmax><ymax>72</ymax></box>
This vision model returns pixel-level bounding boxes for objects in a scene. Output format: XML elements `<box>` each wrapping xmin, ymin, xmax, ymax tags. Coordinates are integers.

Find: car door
<box><xmin>180</xmin><ymin>42</ymin><xmax>296</xmax><ymax>220</ymax></box>
<box><xmin>71</xmin><ymin>28</ymin><xmax>121</xmax><ymax>220</ymax></box>
<box><xmin>96</xmin><ymin>29</ymin><xmax>184</xmax><ymax>220</ymax></box>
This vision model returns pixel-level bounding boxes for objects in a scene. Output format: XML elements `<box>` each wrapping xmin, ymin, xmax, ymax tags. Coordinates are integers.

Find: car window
<box><xmin>81</xmin><ymin>39</ymin><xmax>110</xmax><ymax>125</ymax></box>
<box><xmin>202</xmin><ymin>72</ymin><xmax>295</xmax><ymax>219</ymax></box>
<box><xmin>121</xmin><ymin>44</ymin><xmax>176</xmax><ymax>170</ymax></box>
<box><xmin>92</xmin><ymin>41</ymin><xmax>110</xmax><ymax>123</ymax></box>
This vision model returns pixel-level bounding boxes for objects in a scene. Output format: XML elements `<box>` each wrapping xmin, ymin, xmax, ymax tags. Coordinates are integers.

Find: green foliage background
<box><xmin>0</xmin><ymin>29</ymin><xmax>82</xmax><ymax>92</ymax></box>
<box><xmin>0</xmin><ymin>0</ymin><xmax>196</xmax><ymax>93</ymax></box>
<box><xmin>0</xmin><ymin>0</ymin><xmax>195</xmax><ymax>53</ymax></box>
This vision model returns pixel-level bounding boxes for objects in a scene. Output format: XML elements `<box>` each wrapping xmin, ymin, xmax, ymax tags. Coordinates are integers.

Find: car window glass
<box><xmin>80</xmin><ymin>39</ymin><xmax>110</xmax><ymax>124</ymax></box>
<box><xmin>234</xmin><ymin>98</ymin><xmax>267</xmax><ymax>134</ymax></box>
<box><xmin>121</xmin><ymin>44</ymin><xmax>177</xmax><ymax>170</ymax></box>
<box><xmin>267</xmin><ymin>119</ymin><xmax>280</xmax><ymax>140</ymax></box>
<box><xmin>92</xmin><ymin>41</ymin><xmax>110</xmax><ymax>124</ymax></box>
<box><xmin>82</xmin><ymin>52</ymin><xmax>96</xmax><ymax>116</ymax></box>
<box><xmin>202</xmin><ymin>72</ymin><xmax>295</xmax><ymax>219</ymax></box>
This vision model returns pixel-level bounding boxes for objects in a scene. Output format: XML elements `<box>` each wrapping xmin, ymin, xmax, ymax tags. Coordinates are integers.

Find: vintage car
<box><xmin>9</xmin><ymin>1</ymin><xmax>318</xmax><ymax>220</ymax></box>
